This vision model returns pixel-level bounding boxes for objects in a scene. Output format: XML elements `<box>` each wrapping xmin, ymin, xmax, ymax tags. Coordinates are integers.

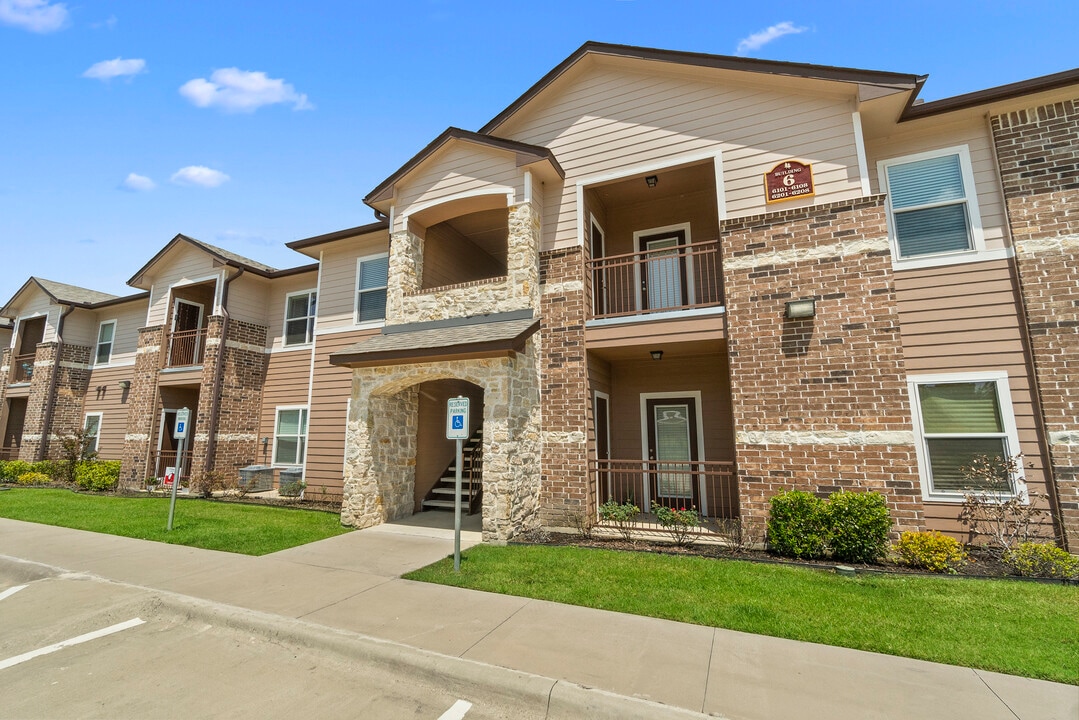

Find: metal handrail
<box><xmin>164</xmin><ymin>328</ymin><xmax>208</xmax><ymax>368</ymax></box>
<box><xmin>11</xmin><ymin>353</ymin><xmax>35</xmax><ymax>383</ymax></box>
<box><xmin>592</xmin><ymin>458</ymin><xmax>738</xmax><ymax>519</ymax></box>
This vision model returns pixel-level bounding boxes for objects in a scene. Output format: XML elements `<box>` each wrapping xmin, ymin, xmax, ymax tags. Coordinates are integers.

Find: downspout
<box><xmin>37</xmin><ymin>304</ymin><xmax>75</xmax><ymax>461</ymax></box>
<box><xmin>203</xmin><ymin>267</ymin><xmax>244</xmax><ymax>473</ymax></box>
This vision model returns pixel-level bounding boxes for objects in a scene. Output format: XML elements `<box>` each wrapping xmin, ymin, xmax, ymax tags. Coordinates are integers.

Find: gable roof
<box><xmin>364</xmin><ymin>127</ymin><xmax>565</xmax><ymax>207</ymax></box>
<box><xmin>478</xmin><ymin>41</ymin><xmax>924</xmax><ymax>134</ymax></box>
<box><xmin>901</xmin><ymin>66</ymin><xmax>1079</xmax><ymax>121</ymax></box>
<box><xmin>0</xmin><ymin>276</ymin><xmax>149</xmax><ymax>318</ymax></box>
<box><xmin>127</xmin><ymin>233</ymin><xmax>316</xmax><ymax>286</ymax></box>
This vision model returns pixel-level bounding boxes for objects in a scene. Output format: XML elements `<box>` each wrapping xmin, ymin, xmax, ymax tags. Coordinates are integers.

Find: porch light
<box><xmin>645</xmin><ymin>175</ymin><xmax>658</xmax><ymax>188</ymax></box>
<box><xmin>118</xmin><ymin>380</ymin><xmax>131</xmax><ymax>390</ymax></box>
<box><xmin>785</xmin><ymin>299</ymin><xmax>816</xmax><ymax>319</ymax></box>
<box><xmin>650</xmin><ymin>349</ymin><xmax>664</xmax><ymax>361</ymax></box>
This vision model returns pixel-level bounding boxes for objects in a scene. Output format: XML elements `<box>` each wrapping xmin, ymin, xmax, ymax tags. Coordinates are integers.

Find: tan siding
<box><xmin>258</xmin><ymin>346</ymin><xmax>313</xmax><ymax>467</ymax></box>
<box><xmin>396</xmin><ymin>143</ymin><xmax>522</xmax><ymax>216</ymax></box>
<box><xmin>421</xmin><ymin>223</ymin><xmax>504</xmax><ymax>289</ymax></box>
<box><xmin>865</xmin><ymin>116</ymin><xmax>1008</xmax><ymax>251</ymax></box>
<box><xmin>62</xmin><ymin>309</ymin><xmax>99</xmax><ymax>348</ymax></box>
<box><xmin>94</xmin><ymin>301</ymin><xmax>148</xmax><ymax>367</ymax></box>
<box><xmin>317</xmin><ymin>234</ymin><xmax>391</xmax><ymax>332</ymax></box>
<box><xmin>82</xmin><ymin>365</ymin><xmax>135</xmax><ymax>460</ymax></box>
<box><xmin>895</xmin><ymin>258</ymin><xmax>1049</xmax><ymax>533</ymax></box>
<box><xmin>497</xmin><ymin>62</ymin><xmax>863</xmax><ymax>249</ymax></box>
<box><xmin>227</xmin><ymin>274</ymin><xmax>270</xmax><ymax>328</ymax></box>
<box><xmin>265</xmin><ymin>272</ymin><xmax>319</xmax><ymax>351</ymax></box>
<box><xmin>13</xmin><ymin>292</ymin><xmax>59</xmax><ymax>343</ymax></box>
<box><xmin>145</xmin><ymin>245</ymin><xmax>222</xmax><ymax>327</ymax></box>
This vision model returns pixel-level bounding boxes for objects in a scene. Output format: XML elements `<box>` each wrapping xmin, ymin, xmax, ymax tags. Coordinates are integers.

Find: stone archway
<box><xmin>340</xmin><ymin>340</ymin><xmax>541</xmax><ymax>542</ymax></box>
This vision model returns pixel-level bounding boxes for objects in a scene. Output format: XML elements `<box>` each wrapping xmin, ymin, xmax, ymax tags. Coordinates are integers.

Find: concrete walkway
<box><xmin>1</xmin><ymin>515</ymin><xmax>1075</xmax><ymax>719</ymax></box>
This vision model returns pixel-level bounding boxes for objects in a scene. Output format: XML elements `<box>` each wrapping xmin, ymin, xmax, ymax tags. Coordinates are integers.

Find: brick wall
<box><xmin>539</xmin><ymin>246</ymin><xmax>592</xmax><ymax>526</ymax></box>
<box><xmin>0</xmin><ymin>347</ymin><xmax>10</xmax><ymax>456</ymax></box>
<box><xmin>992</xmin><ymin>98</ymin><xmax>1079</xmax><ymax>549</ymax></box>
<box><xmin>120</xmin><ymin>326</ymin><xmax>164</xmax><ymax>486</ymax></box>
<box><xmin>43</xmin><ymin>343</ymin><xmax>93</xmax><ymax>457</ymax></box>
<box><xmin>721</xmin><ymin>196</ymin><xmax>924</xmax><ymax>534</ymax></box>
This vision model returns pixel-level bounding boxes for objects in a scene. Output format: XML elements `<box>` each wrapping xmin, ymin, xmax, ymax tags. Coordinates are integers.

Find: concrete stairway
<box><xmin>421</xmin><ymin>427</ymin><xmax>483</xmax><ymax>514</ymax></box>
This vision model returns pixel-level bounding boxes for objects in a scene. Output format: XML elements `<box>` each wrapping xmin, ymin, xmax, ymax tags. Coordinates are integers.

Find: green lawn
<box><xmin>0</xmin><ymin>488</ymin><xmax>351</xmax><ymax>555</ymax></box>
<box><xmin>406</xmin><ymin>544</ymin><xmax>1079</xmax><ymax>685</ymax></box>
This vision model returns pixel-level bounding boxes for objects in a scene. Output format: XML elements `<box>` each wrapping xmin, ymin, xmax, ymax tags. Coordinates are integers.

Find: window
<box><xmin>355</xmin><ymin>254</ymin><xmax>389</xmax><ymax>324</ymax></box>
<box><xmin>908</xmin><ymin>372</ymin><xmax>1022</xmax><ymax>499</ymax></box>
<box><xmin>83</xmin><ymin>413</ymin><xmax>102</xmax><ymax>456</ymax></box>
<box><xmin>283</xmin><ymin>290</ymin><xmax>316</xmax><ymax>346</ymax></box>
<box><xmin>273</xmin><ymin>407</ymin><xmax>308</xmax><ymax>466</ymax></box>
<box><xmin>880</xmin><ymin>146</ymin><xmax>983</xmax><ymax>266</ymax></box>
<box><xmin>94</xmin><ymin>321</ymin><xmax>116</xmax><ymax>365</ymax></box>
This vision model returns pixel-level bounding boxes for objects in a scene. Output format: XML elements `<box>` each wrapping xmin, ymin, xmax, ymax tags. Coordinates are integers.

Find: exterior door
<box><xmin>590</xmin><ymin>219</ymin><xmax>607</xmax><ymax>316</ymax></box>
<box><xmin>169</xmin><ymin>299</ymin><xmax>204</xmax><ymax>366</ymax></box>
<box><xmin>646</xmin><ymin>397</ymin><xmax>700</xmax><ymax>509</ymax></box>
<box><xmin>639</xmin><ymin>230</ymin><xmax>688</xmax><ymax>311</ymax></box>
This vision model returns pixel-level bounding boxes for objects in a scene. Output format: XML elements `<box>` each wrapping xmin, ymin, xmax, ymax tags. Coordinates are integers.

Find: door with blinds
<box><xmin>645</xmin><ymin>397</ymin><xmax>700</xmax><ymax>509</ymax></box>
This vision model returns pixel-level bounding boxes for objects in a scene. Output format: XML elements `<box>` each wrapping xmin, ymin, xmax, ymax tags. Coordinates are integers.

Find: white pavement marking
<box><xmin>0</xmin><ymin>585</ymin><xmax>28</xmax><ymax>602</ymax></box>
<box><xmin>0</xmin><ymin>617</ymin><xmax>146</xmax><ymax>671</ymax></box>
<box><xmin>437</xmin><ymin>699</ymin><xmax>472</xmax><ymax>720</ymax></box>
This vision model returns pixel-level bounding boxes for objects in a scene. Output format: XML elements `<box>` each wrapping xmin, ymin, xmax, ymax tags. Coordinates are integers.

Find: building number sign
<box><xmin>765</xmin><ymin>160</ymin><xmax>814</xmax><ymax>204</ymax></box>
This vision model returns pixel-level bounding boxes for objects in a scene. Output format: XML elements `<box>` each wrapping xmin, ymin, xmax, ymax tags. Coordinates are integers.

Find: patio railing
<box><xmin>148</xmin><ymin>450</ymin><xmax>193</xmax><ymax>486</ymax></box>
<box><xmin>164</xmin><ymin>328</ymin><xmax>207</xmax><ymax>368</ymax></box>
<box><xmin>11</xmin><ymin>353</ymin><xmax>36</xmax><ymax>383</ymax></box>
<box><xmin>592</xmin><ymin>459</ymin><xmax>738</xmax><ymax>522</ymax></box>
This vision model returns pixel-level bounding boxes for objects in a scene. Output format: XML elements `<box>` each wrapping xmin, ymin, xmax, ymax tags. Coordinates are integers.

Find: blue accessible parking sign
<box><xmin>446</xmin><ymin>397</ymin><xmax>469</xmax><ymax>440</ymax></box>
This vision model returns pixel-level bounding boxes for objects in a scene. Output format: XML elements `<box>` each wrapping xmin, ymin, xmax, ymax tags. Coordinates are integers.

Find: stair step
<box><xmin>422</xmin><ymin>499</ymin><xmax>456</xmax><ymax>509</ymax></box>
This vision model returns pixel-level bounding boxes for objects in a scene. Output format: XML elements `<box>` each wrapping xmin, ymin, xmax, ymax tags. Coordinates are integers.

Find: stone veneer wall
<box><xmin>341</xmin><ymin>340</ymin><xmax>542</xmax><ymax>542</ymax></box>
<box><xmin>385</xmin><ymin>203</ymin><xmax>540</xmax><ymax>324</ymax></box>
<box><xmin>42</xmin><ymin>343</ymin><xmax>93</xmax><ymax>458</ymax></box>
<box><xmin>190</xmin><ymin>316</ymin><xmax>269</xmax><ymax>475</ymax></box>
<box><xmin>722</xmin><ymin>196</ymin><xmax>924</xmax><ymax>534</ymax></box>
<box><xmin>992</xmin><ymin>98</ymin><xmax>1079</xmax><ymax>549</ymax></box>
<box><xmin>538</xmin><ymin>246</ymin><xmax>592</xmax><ymax>527</ymax></box>
<box><xmin>120</xmin><ymin>326</ymin><xmax>164</xmax><ymax>487</ymax></box>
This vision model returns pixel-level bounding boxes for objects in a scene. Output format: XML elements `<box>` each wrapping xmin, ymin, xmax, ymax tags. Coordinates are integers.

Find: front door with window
<box><xmin>639</xmin><ymin>229</ymin><xmax>689</xmax><ymax>311</ymax></box>
<box><xmin>169</xmin><ymin>299</ymin><xmax>204</xmax><ymax>366</ymax></box>
<box><xmin>645</xmin><ymin>397</ymin><xmax>700</xmax><ymax>509</ymax></box>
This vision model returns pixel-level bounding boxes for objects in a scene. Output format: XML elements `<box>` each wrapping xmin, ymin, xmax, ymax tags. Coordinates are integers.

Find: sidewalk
<box><xmin>1</xmin><ymin>516</ymin><xmax>1075</xmax><ymax>720</ymax></box>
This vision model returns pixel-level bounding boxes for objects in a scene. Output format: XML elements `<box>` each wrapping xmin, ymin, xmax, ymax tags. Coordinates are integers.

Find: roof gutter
<box><xmin>203</xmin><ymin>267</ymin><xmax>243</xmax><ymax>473</ymax></box>
<box><xmin>37</xmin><ymin>304</ymin><xmax>75</xmax><ymax>462</ymax></box>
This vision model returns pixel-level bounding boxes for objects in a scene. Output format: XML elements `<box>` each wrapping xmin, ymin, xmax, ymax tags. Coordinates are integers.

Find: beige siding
<box><xmin>421</xmin><ymin>223</ymin><xmax>504</xmax><ymax>289</ymax></box>
<box><xmin>12</xmin><ymin>291</ymin><xmax>59</xmax><ymax>344</ymax></box>
<box><xmin>62</xmin><ymin>309</ymin><xmax>99</xmax><ymax>348</ymax></box>
<box><xmin>94</xmin><ymin>301</ymin><xmax>148</xmax><ymax>367</ymax></box>
<box><xmin>316</xmin><ymin>234</ymin><xmax>390</xmax><ymax>332</ymax></box>
<box><xmin>82</xmin><ymin>365</ymin><xmax>135</xmax><ymax>460</ymax></box>
<box><xmin>258</xmin><ymin>345</ymin><xmax>313</xmax><ymax>467</ymax></box>
<box><xmin>227</xmin><ymin>274</ymin><xmax>270</xmax><ymax>328</ymax></box>
<box><xmin>265</xmin><ymin>271</ymin><xmax>320</xmax><ymax>351</ymax></box>
<box><xmin>895</xmin><ymin>258</ymin><xmax>1049</xmax><ymax>533</ymax></box>
<box><xmin>497</xmin><ymin>61</ymin><xmax>864</xmax><ymax>250</ymax></box>
<box><xmin>396</xmin><ymin>143</ymin><xmax>523</xmax><ymax>218</ymax></box>
<box><xmin>864</xmin><ymin>116</ymin><xmax>1008</xmax><ymax>251</ymax></box>
<box><xmin>144</xmin><ymin>245</ymin><xmax>223</xmax><ymax>327</ymax></box>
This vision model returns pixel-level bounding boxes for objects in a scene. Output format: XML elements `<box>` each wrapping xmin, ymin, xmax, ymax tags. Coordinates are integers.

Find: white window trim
<box><xmin>83</xmin><ymin>412</ymin><xmax>103</xmax><ymax>454</ymax></box>
<box><xmin>282</xmin><ymin>289</ymin><xmax>317</xmax><ymax>348</ymax></box>
<box><xmin>593</xmin><ymin>390</ymin><xmax>611</xmax><ymax>460</ymax></box>
<box><xmin>94</xmin><ymin>319</ymin><xmax>117</xmax><ymax>367</ymax></box>
<box><xmin>271</xmin><ymin>405</ymin><xmax>308</xmax><ymax>468</ymax></box>
<box><xmin>878</xmin><ymin>145</ymin><xmax>989</xmax><ymax>271</ymax></box>
<box><xmin>354</xmin><ymin>252</ymin><xmax>389</xmax><ymax>327</ymax></box>
<box><xmin>638</xmin><ymin>390</ymin><xmax>707</xmax><ymax>513</ymax></box>
<box><xmin>907</xmin><ymin>371</ymin><xmax>1026</xmax><ymax>503</ymax></box>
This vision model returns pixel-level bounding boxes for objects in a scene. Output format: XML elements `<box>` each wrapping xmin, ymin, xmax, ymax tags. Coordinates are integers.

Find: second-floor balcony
<box><xmin>11</xmin><ymin>353</ymin><xmax>36</xmax><ymax>383</ymax></box>
<box><xmin>164</xmin><ymin>328</ymin><xmax>207</xmax><ymax>368</ymax></box>
<box><xmin>588</xmin><ymin>240</ymin><xmax>723</xmax><ymax>321</ymax></box>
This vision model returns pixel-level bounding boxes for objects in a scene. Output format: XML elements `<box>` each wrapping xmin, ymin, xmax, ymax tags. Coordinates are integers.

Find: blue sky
<box><xmin>1</xmin><ymin>1</ymin><xmax>1076</xmax><ymax>305</ymax></box>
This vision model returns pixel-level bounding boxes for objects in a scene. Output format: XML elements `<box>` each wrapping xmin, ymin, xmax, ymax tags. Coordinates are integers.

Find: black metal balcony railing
<box><xmin>148</xmin><ymin>450</ymin><xmax>193</xmax><ymax>487</ymax></box>
<box><xmin>587</xmin><ymin>240</ymin><xmax>723</xmax><ymax>320</ymax></box>
<box><xmin>11</xmin><ymin>353</ymin><xmax>35</xmax><ymax>383</ymax></box>
<box><xmin>593</xmin><ymin>459</ymin><xmax>739</xmax><ymax>522</ymax></box>
<box><xmin>165</xmin><ymin>328</ymin><xmax>207</xmax><ymax>368</ymax></box>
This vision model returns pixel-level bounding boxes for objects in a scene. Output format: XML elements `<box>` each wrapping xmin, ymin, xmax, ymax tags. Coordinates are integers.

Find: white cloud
<box><xmin>90</xmin><ymin>14</ymin><xmax>117</xmax><ymax>30</ymax></box>
<box><xmin>121</xmin><ymin>173</ymin><xmax>155</xmax><ymax>192</ymax></box>
<box><xmin>83</xmin><ymin>57</ymin><xmax>146</xmax><ymax>81</ymax></box>
<box><xmin>170</xmin><ymin>166</ymin><xmax>230</xmax><ymax>188</ymax></box>
<box><xmin>0</xmin><ymin>0</ymin><xmax>68</xmax><ymax>33</ymax></box>
<box><xmin>736</xmin><ymin>21</ymin><xmax>808</xmax><ymax>55</ymax></box>
<box><xmin>179</xmin><ymin>68</ymin><xmax>312</xmax><ymax>113</ymax></box>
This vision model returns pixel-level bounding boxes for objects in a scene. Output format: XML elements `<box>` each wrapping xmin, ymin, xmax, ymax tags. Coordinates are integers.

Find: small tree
<box><xmin>58</xmin><ymin>428</ymin><xmax>98</xmax><ymax>484</ymax></box>
<box><xmin>959</xmin><ymin>454</ymin><xmax>1053</xmax><ymax>556</ymax></box>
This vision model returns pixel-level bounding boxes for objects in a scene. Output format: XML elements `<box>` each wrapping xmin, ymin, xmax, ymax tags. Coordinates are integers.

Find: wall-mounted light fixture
<box><xmin>650</xmin><ymin>349</ymin><xmax>664</xmax><ymax>361</ymax></box>
<box><xmin>784</xmin><ymin>299</ymin><xmax>816</xmax><ymax>319</ymax></box>
<box><xmin>645</xmin><ymin>175</ymin><xmax>658</xmax><ymax>188</ymax></box>
<box><xmin>118</xmin><ymin>380</ymin><xmax>131</xmax><ymax>390</ymax></box>
<box><xmin>261</xmin><ymin>437</ymin><xmax>269</xmax><ymax>447</ymax></box>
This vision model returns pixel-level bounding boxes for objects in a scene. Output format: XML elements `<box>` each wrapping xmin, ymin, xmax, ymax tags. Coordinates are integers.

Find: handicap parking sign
<box><xmin>446</xmin><ymin>397</ymin><xmax>469</xmax><ymax>440</ymax></box>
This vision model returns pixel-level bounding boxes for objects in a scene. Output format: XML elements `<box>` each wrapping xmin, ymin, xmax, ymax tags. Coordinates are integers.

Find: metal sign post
<box><xmin>167</xmin><ymin>407</ymin><xmax>190</xmax><ymax>531</ymax></box>
<box><xmin>446</xmin><ymin>396</ymin><xmax>469</xmax><ymax>572</ymax></box>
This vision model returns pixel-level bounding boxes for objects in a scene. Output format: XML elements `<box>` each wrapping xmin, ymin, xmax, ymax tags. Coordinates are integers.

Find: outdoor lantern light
<box><xmin>785</xmin><ymin>299</ymin><xmax>816</xmax><ymax>319</ymax></box>
<box><xmin>650</xmin><ymin>349</ymin><xmax>664</xmax><ymax>361</ymax></box>
<box><xmin>117</xmin><ymin>380</ymin><xmax>131</xmax><ymax>390</ymax></box>
<box><xmin>645</xmin><ymin>175</ymin><xmax>658</xmax><ymax>188</ymax></box>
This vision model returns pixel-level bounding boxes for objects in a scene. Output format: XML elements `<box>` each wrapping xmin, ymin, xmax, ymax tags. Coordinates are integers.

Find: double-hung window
<box><xmin>284</xmin><ymin>290</ymin><xmax>316</xmax><ymax>346</ymax></box>
<box><xmin>908</xmin><ymin>372</ymin><xmax>1022</xmax><ymax>499</ymax></box>
<box><xmin>83</xmin><ymin>413</ymin><xmax>102</xmax><ymax>456</ymax></box>
<box><xmin>880</xmin><ymin>146</ymin><xmax>983</xmax><ymax>267</ymax></box>
<box><xmin>273</xmin><ymin>407</ymin><xmax>308</xmax><ymax>466</ymax></box>
<box><xmin>95</xmin><ymin>320</ymin><xmax>116</xmax><ymax>365</ymax></box>
<box><xmin>355</xmin><ymin>254</ymin><xmax>389</xmax><ymax>324</ymax></box>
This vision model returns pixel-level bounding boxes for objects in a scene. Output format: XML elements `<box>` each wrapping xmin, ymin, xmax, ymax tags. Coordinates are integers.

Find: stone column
<box><xmin>385</xmin><ymin>226</ymin><xmax>424</xmax><ymax>324</ymax></box>
<box><xmin>19</xmin><ymin>342</ymin><xmax>58</xmax><ymax>461</ymax></box>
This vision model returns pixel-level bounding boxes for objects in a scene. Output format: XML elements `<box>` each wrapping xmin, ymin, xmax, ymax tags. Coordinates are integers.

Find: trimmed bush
<box><xmin>1003</xmin><ymin>542</ymin><xmax>1079</xmax><ymax>579</ymax></box>
<box><xmin>599</xmin><ymin>500</ymin><xmax>641</xmax><ymax>542</ymax></box>
<box><xmin>15</xmin><ymin>471</ymin><xmax>51</xmax><ymax>486</ymax></box>
<box><xmin>74</xmin><ymin>461</ymin><xmax>120</xmax><ymax>492</ymax></box>
<box><xmin>768</xmin><ymin>490</ymin><xmax>828</xmax><ymax>559</ymax></box>
<box><xmin>30</xmin><ymin>460</ymin><xmax>63</xmax><ymax>481</ymax></box>
<box><xmin>0</xmin><ymin>460</ymin><xmax>33</xmax><ymax>482</ymax></box>
<box><xmin>827</xmin><ymin>491</ymin><xmax>891</xmax><ymax>564</ymax></box>
<box><xmin>894</xmin><ymin>531</ymin><xmax>968</xmax><ymax>573</ymax></box>
<box><xmin>654</xmin><ymin>505</ymin><xmax>700</xmax><ymax>547</ymax></box>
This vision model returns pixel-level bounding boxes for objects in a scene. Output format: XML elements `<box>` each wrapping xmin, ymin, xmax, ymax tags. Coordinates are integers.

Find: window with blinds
<box><xmin>356</xmin><ymin>254</ymin><xmax>389</xmax><ymax>324</ymax></box>
<box><xmin>885</xmin><ymin>152</ymin><xmax>973</xmax><ymax>258</ymax></box>
<box><xmin>283</xmin><ymin>290</ymin><xmax>316</xmax><ymax>346</ymax></box>
<box><xmin>273</xmin><ymin>407</ymin><xmax>308</xmax><ymax>466</ymax></box>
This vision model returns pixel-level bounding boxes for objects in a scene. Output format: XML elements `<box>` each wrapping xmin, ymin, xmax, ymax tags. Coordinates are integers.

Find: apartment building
<box><xmin>2</xmin><ymin>43</ymin><xmax>1076</xmax><ymax>548</ymax></box>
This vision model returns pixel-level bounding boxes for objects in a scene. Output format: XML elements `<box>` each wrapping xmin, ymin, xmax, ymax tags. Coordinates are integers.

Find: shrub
<box><xmin>598</xmin><ymin>500</ymin><xmax>640</xmax><ymax>542</ymax></box>
<box><xmin>15</xmin><ymin>471</ymin><xmax>51</xmax><ymax>486</ymax></box>
<box><xmin>713</xmin><ymin>517</ymin><xmax>766</xmax><ymax>553</ymax></box>
<box><xmin>279</xmin><ymin>479</ymin><xmax>305</xmax><ymax>498</ymax></box>
<box><xmin>894</xmin><ymin>531</ymin><xmax>968</xmax><ymax>574</ymax></box>
<box><xmin>59</xmin><ymin>428</ymin><xmax>98</xmax><ymax>483</ymax></box>
<box><xmin>1003</xmin><ymin>542</ymin><xmax>1079</xmax><ymax>579</ymax></box>
<box><xmin>30</xmin><ymin>460</ymin><xmax>64</xmax><ymax>481</ymax></box>
<box><xmin>191</xmin><ymin>470</ymin><xmax>235</xmax><ymax>498</ymax></box>
<box><xmin>564</xmin><ymin>509</ymin><xmax>597</xmax><ymax>540</ymax></box>
<box><xmin>654</xmin><ymin>505</ymin><xmax>700</xmax><ymax>547</ymax></box>
<box><xmin>0</xmin><ymin>460</ymin><xmax>32</xmax><ymax>482</ymax></box>
<box><xmin>826</xmin><ymin>491</ymin><xmax>891</xmax><ymax>564</ymax></box>
<box><xmin>768</xmin><ymin>490</ymin><xmax>828</xmax><ymax>559</ymax></box>
<box><xmin>74</xmin><ymin>461</ymin><xmax>120</xmax><ymax>492</ymax></box>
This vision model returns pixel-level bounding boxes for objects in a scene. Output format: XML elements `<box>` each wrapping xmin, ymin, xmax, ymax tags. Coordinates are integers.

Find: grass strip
<box><xmin>0</xmin><ymin>488</ymin><xmax>350</xmax><ymax>555</ymax></box>
<box><xmin>405</xmin><ymin>543</ymin><xmax>1079</xmax><ymax>685</ymax></box>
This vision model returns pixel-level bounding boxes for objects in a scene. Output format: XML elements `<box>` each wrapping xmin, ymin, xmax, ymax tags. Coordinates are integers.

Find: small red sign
<box><xmin>765</xmin><ymin>161</ymin><xmax>814</xmax><ymax>204</ymax></box>
<box><xmin>163</xmin><ymin>473</ymin><xmax>175</xmax><ymax>487</ymax></box>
